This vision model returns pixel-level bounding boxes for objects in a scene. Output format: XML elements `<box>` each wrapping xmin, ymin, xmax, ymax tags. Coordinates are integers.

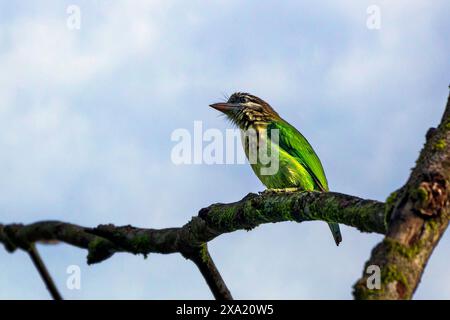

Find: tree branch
<box><xmin>27</xmin><ymin>245</ymin><xmax>63</xmax><ymax>300</ymax></box>
<box><xmin>353</xmin><ymin>92</ymin><xmax>450</xmax><ymax>299</ymax></box>
<box><xmin>1</xmin><ymin>190</ymin><xmax>385</xmax><ymax>299</ymax></box>
<box><xmin>182</xmin><ymin>244</ymin><xmax>233</xmax><ymax>300</ymax></box>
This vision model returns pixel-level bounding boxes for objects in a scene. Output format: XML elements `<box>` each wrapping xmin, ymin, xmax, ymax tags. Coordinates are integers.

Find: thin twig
<box><xmin>27</xmin><ymin>244</ymin><xmax>63</xmax><ymax>300</ymax></box>
<box><xmin>183</xmin><ymin>245</ymin><xmax>233</xmax><ymax>300</ymax></box>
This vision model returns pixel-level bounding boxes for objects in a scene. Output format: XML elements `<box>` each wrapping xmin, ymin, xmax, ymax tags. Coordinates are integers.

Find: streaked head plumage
<box><xmin>210</xmin><ymin>92</ymin><xmax>279</xmax><ymax>129</ymax></box>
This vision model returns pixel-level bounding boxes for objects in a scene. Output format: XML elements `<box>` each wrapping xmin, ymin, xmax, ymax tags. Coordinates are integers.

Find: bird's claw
<box><xmin>261</xmin><ymin>188</ymin><xmax>302</xmax><ymax>194</ymax></box>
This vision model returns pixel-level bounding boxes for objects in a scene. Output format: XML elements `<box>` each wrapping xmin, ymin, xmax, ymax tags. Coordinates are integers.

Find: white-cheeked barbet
<box><xmin>210</xmin><ymin>92</ymin><xmax>342</xmax><ymax>246</ymax></box>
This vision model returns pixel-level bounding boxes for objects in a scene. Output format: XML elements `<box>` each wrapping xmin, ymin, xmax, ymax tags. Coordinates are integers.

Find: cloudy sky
<box><xmin>0</xmin><ymin>0</ymin><xmax>449</xmax><ymax>299</ymax></box>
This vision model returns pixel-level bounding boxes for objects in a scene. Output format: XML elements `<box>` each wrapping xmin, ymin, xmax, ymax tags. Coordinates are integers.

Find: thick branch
<box><xmin>353</xmin><ymin>92</ymin><xmax>450</xmax><ymax>299</ymax></box>
<box><xmin>0</xmin><ymin>191</ymin><xmax>386</xmax><ymax>260</ymax></box>
<box><xmin>1</xmin><ymin>190</ymin><xmax>384</xmax><ymax>299</ymax></box>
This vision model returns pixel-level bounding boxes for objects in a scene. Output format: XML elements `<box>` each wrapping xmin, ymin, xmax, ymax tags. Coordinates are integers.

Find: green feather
<box><xmin>263</xmin><ymin>119</ymin><xmax>342</xmax><ymax>246</ymax></box>
<box><xmin>267</xmin><ymin>120</ymin><xmax>328</xmax><ymax>191</ymax></box>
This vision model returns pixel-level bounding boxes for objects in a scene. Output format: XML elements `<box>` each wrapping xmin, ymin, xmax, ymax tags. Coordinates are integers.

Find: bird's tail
<box><xmin>327</xmin><ymin>222</ymin><xmax>342</xmax><ymax>246</ymax></box>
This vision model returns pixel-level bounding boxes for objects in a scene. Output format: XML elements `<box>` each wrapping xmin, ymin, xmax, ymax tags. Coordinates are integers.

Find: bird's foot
<box><xmin>261</xmin><ymin>187</ymin><xmax>303</xmax><ymax>194</ymax></box>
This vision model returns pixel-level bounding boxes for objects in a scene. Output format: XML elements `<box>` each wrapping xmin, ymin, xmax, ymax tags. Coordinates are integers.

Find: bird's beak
<box><xmin>209</xmin><ymin>102</ymin><xmax>238</xmax><ymax>113</ymax></box>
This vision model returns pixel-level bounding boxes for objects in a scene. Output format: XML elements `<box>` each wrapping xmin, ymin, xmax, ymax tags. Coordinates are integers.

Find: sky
<box><xmin>0</xmin><ymin>0</ymin><xmax>449</xmax><ymax>299</ymax></box>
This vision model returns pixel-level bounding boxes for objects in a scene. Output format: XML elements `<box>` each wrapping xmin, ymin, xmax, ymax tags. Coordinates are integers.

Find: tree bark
<box><xmin>353</xmin><ymin>93</ymin><xmax>450</xmax><ymax>299</ymax></box>
<box><xmin>1</xmin><ymin>191</ymin><xmax>384</xmax><ymax>300</ymax></box>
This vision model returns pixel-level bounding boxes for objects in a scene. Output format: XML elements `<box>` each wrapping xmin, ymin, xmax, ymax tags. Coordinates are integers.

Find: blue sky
<box><xmin>0</xmin><ymin>0</ymin><xmax>449</xmax><ymax>299</ymax></box>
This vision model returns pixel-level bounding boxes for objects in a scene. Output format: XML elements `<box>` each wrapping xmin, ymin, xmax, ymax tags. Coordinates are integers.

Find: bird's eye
<box><xmin>228</xmin><ymin>95</ymin><xmax>237</xmax><ymax>103</ymax></box>
<box><xmin>240</xmin><ymin>97</ymin><xmax>248</xmax><ymax>103</ymax></box>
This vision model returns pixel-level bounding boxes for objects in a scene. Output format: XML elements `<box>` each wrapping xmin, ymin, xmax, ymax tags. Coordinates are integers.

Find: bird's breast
<box><xmin>240</xmin><ymin>124</ymin><xmax>316</xmax><ymax>190</ymax></box>
<box><xmin>240</xmin><ymin>124</ymin><xmax>269</xmax><ymax>156</ymax></box>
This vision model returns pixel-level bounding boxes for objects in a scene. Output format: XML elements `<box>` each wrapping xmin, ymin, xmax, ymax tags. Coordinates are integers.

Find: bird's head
<box><xmin>210</xmin><ymin>92</ymin><xmax>279</xmax><ymax>129</ymax></box>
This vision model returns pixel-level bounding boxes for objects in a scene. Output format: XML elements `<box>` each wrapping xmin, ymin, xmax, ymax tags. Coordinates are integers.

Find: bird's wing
<box><xmin>267</xmin><ymin>120</ymin><xmax>329</xmax><ymax>191</ymax></box>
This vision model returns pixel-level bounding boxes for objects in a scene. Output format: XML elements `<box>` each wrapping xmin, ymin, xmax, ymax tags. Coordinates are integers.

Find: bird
<box><xmin>210</xmin><ymin>92</ymin><xmax>342</xmax><ymax>246</ymax></box>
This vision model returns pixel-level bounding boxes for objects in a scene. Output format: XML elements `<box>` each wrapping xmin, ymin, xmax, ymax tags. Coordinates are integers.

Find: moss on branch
<box><xmin>1</xmin><ymin>190</ymin><xmax>386</xmax><ymax>265</ymax></box>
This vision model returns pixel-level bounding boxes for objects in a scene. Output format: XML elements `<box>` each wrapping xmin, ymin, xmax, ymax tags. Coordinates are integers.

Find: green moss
<box><xmin>411</xmin><ymin>187</ymin><xmax>428</xmax><ymax>204</ymax></box>
<box><xmin>385</xmin><ymin>191</ymin><xmax>399</xmax><ymax>226</ymax></box>
<box><xmin>261</xmin><ymin>196</ymin><xmax>295</xmax><ymax>222</ymax></box>
<box><xmin>354</xmin><ymin>264</ymin><xmax>409</xmax><ymax>300</ymax></box>
<box><xmin>243</xmin><ymin>201</ymin><xmax>263</xmax><ymax>227</ymax></box>
<box><xmin>305</xmin><ymin>194</ymin><xmax>385</xmax><ymax>233</ymax></box>
<box><xmin>354</xmin><ymin>287</ymin><xmax>380</xmax><ymax>300</ymax></box>
<box><xmin>209</xmin><ymin>193</ymin><xmax>297</xmax><ymax>232</ymax></box>
<box><xmin>433</xmin><ymin>139</ymin><xmax>446</xmax><ymax>151</ymax></box>
<box><xmin>384</xmin><ymin>238</ymin><xmax>421</xmax><ymax>260</ymax></box>
<box><xmin>88</xmin><ymin>237</ymin><xmax>108</xmax><ymax>253</ymax></box>
<box><xmin>323</xmin><ymin>197</ymin><xmax>342</xmax><ymax>222</ymax></box>
<box><xmin>199</xmin><ymin>243</ymin><xmax>209</xmax><ymax>263</ymax></box>
<box><xmin>209</xmin><ymin>205</ymin><xmax>239</xmax><ymax>230</ymax></box>
<box><xmin>386</xmin><ymin>192</ymin><xmax>398</xmax><ymax>206</ymax></box>
<box><xmin>426</xmin><ymin>219</ymin><xmax>439</xmax><ymax>232</ymax></box>
<box><xmin>87</xmin><ymin>237</ymin><xmax>112</xmax><ymax>264</ymax></box>
<box><xmin>445</xmin><ymin>122</ymin><xmax>450</xmax><ymax>130</ymax></box>
<box><xmin>382</xmin><ymin>265</ymin><xmax>409</xmax><ymax>293</ymax></box>
<box><xmin>306</xmin><ymin>195</ymin><xmax>346</xmax><ymax>224</ymax></box>
<box><xmin>131</xmin><ymin>234</ymin><xmax>150</xmax><ymax>256</ymax></box>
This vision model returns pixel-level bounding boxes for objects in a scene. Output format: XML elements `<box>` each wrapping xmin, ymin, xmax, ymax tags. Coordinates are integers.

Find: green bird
<box><xmin>210</xmin><ymin>92</ymin><xmax>342</xmax><ymax>246</ymax></box>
